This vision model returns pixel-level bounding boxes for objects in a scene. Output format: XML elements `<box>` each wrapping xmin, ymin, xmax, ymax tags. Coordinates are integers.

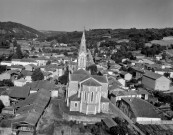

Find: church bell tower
<box><xmin>78</xmin><ymin>30</ymin><xmax>87</xmax><ymax>69</ymax></box>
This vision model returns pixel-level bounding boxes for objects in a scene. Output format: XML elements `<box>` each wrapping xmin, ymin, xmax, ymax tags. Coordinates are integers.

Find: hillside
<box><xmin>0</xmin><ymin>21</ymin><xmax>45</xmax><ymax>40</ymax></box>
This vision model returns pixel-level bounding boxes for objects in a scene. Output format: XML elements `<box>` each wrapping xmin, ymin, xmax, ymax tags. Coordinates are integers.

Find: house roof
<box><xmin>14</xmin><ymin>88</ymin><xmax>50</xmax><ymax>108</ymax></box>
<box><xmin>70</xmin><ymin>74</ymin><xmax>87</xmax><ymax>82</ymax></box>
<box><xmin>143</xmin><ymin>71</ymin><xmax>162</xmax><ymax>80</ymax></box>
<box><xmin>92</xmin><ymin>75</ymin><xmax>108</xmax><ymax>83</ymax></box>
<box><xmin>122</xmin><ymin>97</ymin><xmax>160</xmax><ymax>118</ymax></box>
<box><xmin>155</xmin><ymin>68</ymin><xmax>173</xmax><ymax>72</ymax></box>
<box><xmin>6</xmin><ymin>70</ymin><xmax>21</xmax><ymax>75</ymax></box>
<box><xmin>25</xmin><ymin>80</ymin><xmax>56</xmax><ymax>91</ymax></box>
<box><xmin>120</xmin><ymin>71</ymin><xmax>130</xmax><ymax>76</ymax></box>
<box><xmin>9</xmin><ymin>86</ymin><xmax>30</xmax><ymax>98</ymax></box>
<box><xmin>25</xmin><ymin>64</ymin><xmax>37</xmax><ymax>68</ymax></box>
<box><xmin>10</xmin><ymin>65</ymin><xmax>24</xmax><ymax>69</ymax></box>
<box><xmin>21</xmin><ymin>70</ymin><xmax>33</xmax><ymax>76</ymax></box>
<box><xmin>82</xmin><ymin>78</ymin><xmax>102</xmax><ymax>86</ymax></box>
<box><xmin>102</xmin><ymin>117</ymin><xmax>117</xmax><ymax>128</ymax></box>
<box><xmin>73</xmin><ymin>69</ymin><xmax>90</xmax><ymax>75</ymax></box>
<box><xmin>20</xmin><ymin>58</ymin><xmax>37</xmax><ymax>63</ymax></box>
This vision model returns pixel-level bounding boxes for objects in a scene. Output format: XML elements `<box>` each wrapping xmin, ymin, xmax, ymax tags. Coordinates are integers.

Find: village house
<box><xmin>0</xmin><ymin>88</ymin><xmax>10</xmax><ymax>107</ymax></box>
<box><xmin>0</xmin><ymin>71</ymin><xmax>11</xmax><ymax>81</ymax></box>
<box><xmin>155</xmin><ymin>55</ymin><xmax>162</xmax><ymax>61</ymax></box>
<box><xmin>12</xmin><ymin>89</ymin><xmax>50</xmax><ymax>135</ymax></box>
<box><xmin>119</xmin><ymin>71</ymin><xmax>132</xmax><ymax>81</ymax></box>
<box><xmin>0</xmin><ymin>70</ymin><xmax>20</xmax><ymax>81</ymax></box>
<box><xmin>154</xmin><ymin>68</ymin><xmax>173</xmax><ymax>78</ymax></box>
<box><xmin>119</xmin><ymin>97</ymin><xmax>161</xmax><ymax>124</ymax></box>
<box><xmin>117</xmin><ymin>77</ymin><xmax>126</xmax><ymax>87</ymax></box>
<box><xmin>9</xmin><ymin>86</ymin><xmax>30</xmax><ymax>104</ymax></box>
<box><xmin>110</xmin><ymin>88</ymin><xmax>149</xmax><ymax>104</ymax></box>
<box><xmin>44</xmin><ymin>64</ymin><xmax>64</xmax><ymax>78</ymax></box>
<box><xmin>129</xmin><ymin>66</ymin><xmax>144</xmax><ymax>80</ymax></box>
<box><xmin>0</xmin><ymin>61</ymin><xmax>12</xmax><ymax>66</ymax></box>
<box><xmin>66</xmin><ymin>31</ymin><xmax>109</xmax><ymax>115</ymax></box>
<box><xmin>35</xmin><ymin>56</ymin><xmax>48</xmax><ymax>66</ymax></box>
<box><xmin>25</xmin><ymin>80</ymin><xmax>58</xmax><ymax>97</ymax></box>
<box><xmin>13</xmin><ymin>78</ymin><xmax>27</xmax><ymax>87</ymax></box>
<box><xmin>24</xmin><ymin>64</ymin><xmax>37</xmax><ymax>71</ymax></box>
<box><xmin>10</xmin><ymin>65</ymin><xmax>24</xmax><ymax>71</ymax></box>
<box><xmin>21</xmin><ymin>70</ymin><xmax>33</xmax><ymax>82</ymax></box>
<box><xmin>142</xmin><ymin>71</ymin><xmax>170</xmax><ymax>91</ymax></box>
<box><xmin>11</xmin><ymin>58</ymin><xmax>38</xmax><ymax>66</ymax></box>
<box><xmin>109</xmin><ymin>63</ymin><xmax>121</xmax><ymax>72</ymax></box>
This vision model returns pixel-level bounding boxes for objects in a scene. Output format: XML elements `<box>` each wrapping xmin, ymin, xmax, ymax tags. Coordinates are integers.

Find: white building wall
<box><xmin>136</xmin><ymin>117</ymin><xmax>161</xmax><ymax>124</ymax></box>
<box><xmin>0</xmin><ymin>95</ymin><xmax>10</xmax><ymax>107</ymax></box>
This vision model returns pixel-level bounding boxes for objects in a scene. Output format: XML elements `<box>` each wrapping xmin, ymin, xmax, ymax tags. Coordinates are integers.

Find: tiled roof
<box><xmin>73</xmin><ymin>69</ymin><xmax>90</xmax><ymax>75</ymax></box>
<box><xmin>20</xmin><ymin>58</ymin><xmax>37</xmax><ymax>63</ymax></box>
<box><xmin>9</xmin><ymin>86</ymin><xmax>30</xmax><ymax>98</ymax></box>
<box><xmin>92</xmin><ymin>75</ymin><xmax>108</xmax><ymax>83</ymax></box>
<box><xmin>6</xmin><ymin>70</ymin><xmax>21</xmax><ymax>75</ymax></box>
<box><xmin>155</xmin><ymin>68</ymin><xmax>173</xmax><ymax>72</ymax></box>
<box><xmin>143</xmin><ymin>71</ymin><xmax>162</xmax><ymax>80</ymax></box>
<box><xmin>25</xmin><ymin>80</ymin><xmax>56</xmax><ymax>91</ymax></box>
<box><xmin>70</xmin><ymin>74</ymin><xmax>87</xmax><ymax>82</ymax></box>
<box><xmin>122</xmin><ymin>97</ymin><xmax>160</xmax><ymax>118</ymax></box>
<box><xmin>25</xmin><ymin>64</ymin><xmax>37</xmax><ymax>68</ymax></box>
<box><xmin>82</xmin><ymin>78</ymin><xmax>102</xmax><ymax>86</ymax></box>
<box><xmin>21</xmin><ymin>70</ymin><xmax>33</xmax><ymax>76</ymax></box>
<box><xmin>10</xmin><ymin>65</ymin><xmax>24</xmax><ymax>69</ymax></box>
<box><xmin>102</xmin><ymin>117</ymin><xmax>117</xmax><ymax>128</ymax></box>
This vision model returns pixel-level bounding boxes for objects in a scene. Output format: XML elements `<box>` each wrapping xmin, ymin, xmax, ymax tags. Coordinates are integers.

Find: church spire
<box><xmin>78</xmin><ymin>29</ymin><xmax>87</xmax><ymax>70</ymax></box>
<box><xmin>79</xmin><ymin>30</ymin><xmax>87</xmax><ymax>54</ymax></box>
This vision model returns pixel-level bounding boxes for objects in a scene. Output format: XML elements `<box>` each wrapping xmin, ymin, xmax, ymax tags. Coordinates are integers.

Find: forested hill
<box><xmin>45</xmin><ymin>28</ymin><xmax>173</xmax><ymax>49</ymax></box>
<box><xmin>0</xmin><ymin>21</ymin><xmax>45</xmax><ymax>39</ymax></box>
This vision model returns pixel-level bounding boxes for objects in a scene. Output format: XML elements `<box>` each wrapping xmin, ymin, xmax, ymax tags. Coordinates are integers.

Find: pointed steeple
<box><xmin>78</xmin><ymin>29</ymin><xmax>87</xmax><ymax>70</ymax></box>
<box><xmin>79</xmin><ymin>30</ymin><xmax>87</xmax><ymax>54</ymax></box>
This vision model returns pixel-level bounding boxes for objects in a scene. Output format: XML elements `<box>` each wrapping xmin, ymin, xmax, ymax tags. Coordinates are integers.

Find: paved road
<box><xmin>110</xmin><ymin>103</ymin><xmax>145</xmax><ymax>135</ymax></box>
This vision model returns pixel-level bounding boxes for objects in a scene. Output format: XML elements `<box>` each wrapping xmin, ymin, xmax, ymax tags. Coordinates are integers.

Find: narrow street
<box><xmin>110</xmin><ymin>103</ymin><xmax>145</xmax><ymax>135</ymax></box>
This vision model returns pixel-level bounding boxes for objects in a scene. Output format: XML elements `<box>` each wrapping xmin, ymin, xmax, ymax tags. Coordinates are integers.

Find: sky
<box><xmin>0</xmin><ymin>0</ymin><xmax>173</xmax><ymax>31</ymax></box>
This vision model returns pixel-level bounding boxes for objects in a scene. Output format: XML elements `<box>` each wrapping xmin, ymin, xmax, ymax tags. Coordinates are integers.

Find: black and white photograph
<box><xmin>0</xmin><ymin>0</ymin><xmax>173</xmax><ymax>135</ymax></box>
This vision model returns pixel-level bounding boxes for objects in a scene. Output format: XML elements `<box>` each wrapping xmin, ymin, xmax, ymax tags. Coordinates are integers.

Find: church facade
<box><xmin>66</xmin><ymin>31</ymin><xmax>109</xmax><ymax>115</ymax></box>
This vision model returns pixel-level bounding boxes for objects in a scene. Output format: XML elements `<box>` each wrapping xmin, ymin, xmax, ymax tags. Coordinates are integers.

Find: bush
<box><xmin>31</xmin><ymin>68</ymin><xmax>44</xmax><ymax>81</ymax></box>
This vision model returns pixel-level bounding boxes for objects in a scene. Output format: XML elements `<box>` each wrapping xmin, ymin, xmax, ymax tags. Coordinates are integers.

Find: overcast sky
<box><xmin>0</xmin><ymin>0</ymin><xmax>173</xmax><ymax>31</ymax></box>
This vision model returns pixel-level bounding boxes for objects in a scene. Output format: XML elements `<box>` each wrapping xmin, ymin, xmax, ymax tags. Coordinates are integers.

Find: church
<box><xmin>66</xmin><ymin>31</ymin><xmax>109</xmax><ymax>115</ymax></box>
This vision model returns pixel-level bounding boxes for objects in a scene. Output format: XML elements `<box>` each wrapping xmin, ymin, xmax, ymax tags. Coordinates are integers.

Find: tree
<box><xmin>31</xmin><ymin>46</ymin><xmax>36</xmax><ymax>52</ymax></box>
<box><xmin>59</xmin><ymin>68</ymin><xmax>69</xmax><ymax>85</ymax></box>
<box><xmin>170</xmin><ymin>102</ymin><xmax>173</xmax><ymax>111</ymax></box>
<box><xmin>13</xmin><ymin>45</ymin><xmax>23</xmax><ymax>59</ymax></box>
<box><xmin>164</xmin><ymin>72</ymin><xmax>170</xmax><ymax>78</ymax></box>
<box><xmin>87</xmin><ymin>64</ymin><xmax>97</xmax><ymax>75</ymax></box>
<box><xmin>0</xmin><ymin>65</ymin><xmax>6</xmax><ymax>74</ymax></box>
<box><xmin>39</xmin><ymin>48</ymin><xmax>42</xmax><ymax>53</ymax></box>
<box><xmin>31</xmin><ymin>68</ymin><xmax>44</xmax><ymax>81</ymax></box>
<box><xmin>0</xmin><ymin>100</ymin><xmax>4</xmax><ymax>113</ymax></box>
<box><xmin>46</xmin><ymin>60</ymin><xmax>51</xmax><ymax>65</ymax></box>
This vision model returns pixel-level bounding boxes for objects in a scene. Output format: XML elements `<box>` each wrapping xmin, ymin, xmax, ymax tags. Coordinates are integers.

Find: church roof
<box><xmin>73</xmin><ymin>69</ymin><xmax>90</xmax><ymax>75</ymax></box>
<box><xmin>92</xmin><ymin>75</ymin><xmax>108</xmax><ymax>83</ymax></box>
<box><xmin>82</xmin><ymin>78</ymin><xmax>102</xmax><ymax>86</ymax></box>
<box><xmin>69</xmin><ymin>94</ymin><xmax>81</xmax><ymax>101</ymax></box>
<box><xmin>70</xmin><ymin>74</ymin><xmax>87</xmax><ymax>82</ymax></box>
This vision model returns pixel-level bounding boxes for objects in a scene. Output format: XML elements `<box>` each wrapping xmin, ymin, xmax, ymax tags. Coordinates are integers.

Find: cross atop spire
<box><xmin>79</xmin><ymin>29</ymin><xmax>87</xmax><ymax>54</ymax></box>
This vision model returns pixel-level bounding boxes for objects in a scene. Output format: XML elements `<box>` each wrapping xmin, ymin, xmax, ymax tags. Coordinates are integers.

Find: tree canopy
<box><xmin>31</xmin><ymin>68</ymin><xmax>44</xmax><ymax>81</ymax></box>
